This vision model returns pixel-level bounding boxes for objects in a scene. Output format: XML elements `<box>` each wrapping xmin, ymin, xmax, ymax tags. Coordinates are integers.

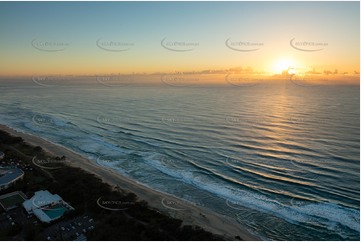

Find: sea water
<box><xmin>0</xmin><ymin>79</ymin><xmax>359</xmax><ymax>240</ymax></box>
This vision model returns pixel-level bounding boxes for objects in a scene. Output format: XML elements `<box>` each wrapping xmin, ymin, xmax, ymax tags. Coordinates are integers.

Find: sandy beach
<box><xmin>0</xmin><ymin>124</ymin><xmax>258</xmax><ymax>240</ymax></box>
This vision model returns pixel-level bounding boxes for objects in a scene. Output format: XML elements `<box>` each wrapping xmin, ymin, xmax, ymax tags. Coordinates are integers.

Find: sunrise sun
<box><xmin>271</xmin><ymin>58</ymin><xmax>296</xmax><ymax>74</ymax></box>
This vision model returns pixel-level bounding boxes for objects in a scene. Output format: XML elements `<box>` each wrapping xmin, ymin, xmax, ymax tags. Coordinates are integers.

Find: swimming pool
<box><xmin>43</xmin><ymin>204</ymin><xmax>67</xmax><ymax>219</ymax></box>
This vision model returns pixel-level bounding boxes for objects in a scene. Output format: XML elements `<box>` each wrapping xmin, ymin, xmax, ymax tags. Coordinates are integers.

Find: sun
<box><xmin>271</xmin><ymin>58</ymin><xmax>296</xmax><ymax>74</ymax></box>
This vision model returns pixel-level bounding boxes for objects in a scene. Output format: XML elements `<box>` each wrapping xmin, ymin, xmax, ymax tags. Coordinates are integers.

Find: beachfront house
<box><xmin>22</xmin><ymin>190</ymin><xmax>74</xmax><ymax>223</ymax></box>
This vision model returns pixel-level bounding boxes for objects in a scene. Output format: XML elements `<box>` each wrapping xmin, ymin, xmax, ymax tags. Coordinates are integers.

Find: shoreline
<box><xmin>0</xmin><ymin>123</ymin><xmax>259</xmax><ymax>241</ymax></box>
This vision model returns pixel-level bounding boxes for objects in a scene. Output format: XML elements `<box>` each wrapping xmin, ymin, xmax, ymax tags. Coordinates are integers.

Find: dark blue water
<box><xmin>0</xmin><ymin>79</ymin><xmax>359</xmax><ymax>240</ymax></box>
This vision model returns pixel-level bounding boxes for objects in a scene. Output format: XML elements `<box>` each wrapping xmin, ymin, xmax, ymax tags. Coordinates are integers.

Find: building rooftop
<box><xmin>23</xmin><ymin>190</ymin><xmax>74</xmax><ymax>223</ymax></box>
<box><xmin>23</xmin><ymin>190</ymin><xmax>62</xmax><ymax>213</ymax></box>
<box><xmin>0</xmin><ymin>168</ymin><xmax>24</xmax><ymax>186</ymax></box>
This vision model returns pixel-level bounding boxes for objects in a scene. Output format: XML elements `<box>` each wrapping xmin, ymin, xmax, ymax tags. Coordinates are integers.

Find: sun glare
<box><xmin>272</xmin><ymin>58</ymin><xmax>296</xmax><ymax>74</ymax></box>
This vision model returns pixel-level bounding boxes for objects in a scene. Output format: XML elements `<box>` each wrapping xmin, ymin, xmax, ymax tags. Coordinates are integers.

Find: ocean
<box><xmin>0</xmin><ymin>79</ymin><xmax>359</xmax><ymax>240</ymax></box>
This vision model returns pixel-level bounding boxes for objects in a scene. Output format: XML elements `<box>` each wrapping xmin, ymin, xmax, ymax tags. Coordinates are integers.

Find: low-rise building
<box><xmin>0</xmin><ymin>167</ymin><xmax>24</xmax><ymax>191</ymax></box>
<box><xmin>23</xmin><ymin>190</ymin><xmax>74</xmax><ymax>223</ymax></box>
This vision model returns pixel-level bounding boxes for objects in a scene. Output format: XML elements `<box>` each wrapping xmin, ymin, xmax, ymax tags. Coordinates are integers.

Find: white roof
<box><xmin>22</xmin><ymin>190</ymin><xmax>64</xmax><ymax>222</ymax></box>
<box><xmin>0</xmin><ymin>168</ymin><xmax>23</xmax><ymax>185</ymax></box>
<box><xmin>23</xmin><ymin>199</ymin><xmax>33</xmax><ymax>213</ymax></box>
<box><xmin>31</xmin><ymin>190</ymin><xmax>62</xmax><ymax>208</ymax></box>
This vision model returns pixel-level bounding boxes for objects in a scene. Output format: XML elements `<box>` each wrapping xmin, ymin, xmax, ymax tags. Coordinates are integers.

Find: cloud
<box><xmin>323</xmin><ymin>69</ymin><xmax>338</xmax><ymax>75</ymax></box>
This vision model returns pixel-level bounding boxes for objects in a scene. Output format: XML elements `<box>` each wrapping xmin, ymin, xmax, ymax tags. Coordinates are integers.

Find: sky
<box><xmin>0</xmin><ymin>1</ymin><xmax>359</xmax><ymax>79</ymax></box>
